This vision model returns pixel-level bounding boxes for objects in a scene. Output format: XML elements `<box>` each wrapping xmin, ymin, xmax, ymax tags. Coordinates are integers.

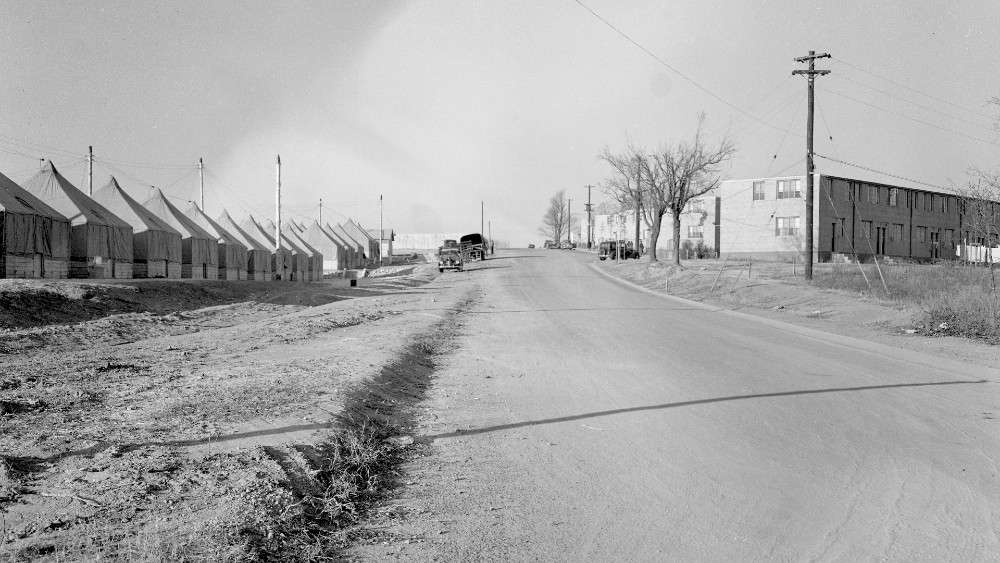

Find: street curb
<box><xmin>588</xmin><ymin>261</ymin><xmax>1000</xmax><ymax>379</ymax></box>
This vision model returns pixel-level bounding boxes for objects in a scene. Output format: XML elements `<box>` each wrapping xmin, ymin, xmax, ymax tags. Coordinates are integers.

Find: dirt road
<box><xmin>349</xmin><ymin>249</ymin><xmax>1000</xmax><ymax>561</ymax></box>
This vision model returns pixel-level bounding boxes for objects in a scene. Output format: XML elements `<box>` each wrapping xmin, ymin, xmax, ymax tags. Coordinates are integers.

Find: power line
<box><xmin>825</xmin><ymin>87</ymin><xmax>1000</xmax><ymax>149</ymax></box>
<box><xmin>813</xmin><ymin>153</ymin><xmax>952</xmax><ymax>192</ymax></box>
<box><xmin>829</xmin><ymin>72</ymin><xmax>998</xmax><ymax>134</ymax></box>
<box><xmin>571</xmin><ymin>0</ymin><xmax>798</xmax><ymax>137</ymax></box>
<box><xmin>830</xmin><ymin>56</ymin><xmax>996</xmax><ymax>122</ymax></box>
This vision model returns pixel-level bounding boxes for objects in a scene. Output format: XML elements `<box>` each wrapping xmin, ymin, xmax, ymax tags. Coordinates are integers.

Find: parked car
<box><xmin>528</xmin><ymin>243</ymin><xmax>535</xmax><ymax>249</ymax></box>
<box><xmin>559</xmin><ymin>240</ymin><xmax>574</xmax><ymax>250</ymax></box>
<box><xmin>437</xmin><ymin>247</ymin><xmax>463</xmax><ymax>272</ymax></box>
<box><xmin>544</xmin><ymin>240</ymin><xmax>555</xmax><ymax>249</ymax></box>
<box><xmin>598</xmin><ymin>240</ymin><xmax>638</xmax><ymax>260</ymax></box>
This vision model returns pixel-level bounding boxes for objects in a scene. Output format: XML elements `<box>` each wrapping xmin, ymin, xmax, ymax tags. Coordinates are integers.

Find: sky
<box><xmin>2</xmin><ymin>0</ymin><xmax>999</xmax><ymax>246</ymax></box>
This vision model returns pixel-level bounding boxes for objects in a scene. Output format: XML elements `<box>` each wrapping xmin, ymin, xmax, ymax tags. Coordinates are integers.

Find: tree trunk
<box><xmin>672</xmin><ymin>208</ymin><xmax>683</xmax><ymax>266</ymax></box>
<box><xmin>648</xmin><ymin>213</ymin><xmax>663</xmax><ymax>262</ymax></box>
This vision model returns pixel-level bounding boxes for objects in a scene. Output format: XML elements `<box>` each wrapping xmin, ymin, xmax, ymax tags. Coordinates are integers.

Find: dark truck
<box><xmin>598</xmin><ymin>240</ymin><xmax>639</xmax><ymax>260</ymax></box>
<box><xmin>460</xmin><ymin>233</ymin><xmax>487</xmax><ymax>261</ymax></box>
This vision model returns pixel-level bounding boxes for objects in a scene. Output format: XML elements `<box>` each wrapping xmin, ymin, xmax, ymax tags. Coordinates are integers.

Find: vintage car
<box><xmin>559</xmin><ymin>240</ymin><xmax>575</xmax><ymax>250</ymax></box>
<box><xmin>598</xmin><ymin>240</ymin><xmax>638</xmax><ymax>260</ymax></box>
<box><xmin>437</xmin><ymin>246</ymin><xmax>463</xmax><ymax>272</ymax></box>
<box><xmin>528</xmin><ymin>243</ymin><xmax>536</xmax><ymax>249</ymax></box>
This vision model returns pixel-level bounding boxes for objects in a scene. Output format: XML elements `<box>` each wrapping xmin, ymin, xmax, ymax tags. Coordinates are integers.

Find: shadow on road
<box><xmin>421</xmin><ymin>379</ymin><xmax>991</xmax><ymax>441</ymax></box>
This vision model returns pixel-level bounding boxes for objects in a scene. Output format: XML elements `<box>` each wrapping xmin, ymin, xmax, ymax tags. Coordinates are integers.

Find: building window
<box><xmin>775</xmin><ymin>216</ymin><xmax>800</xmax><ymax>236</ymax></box>
<box><xmin>752</xmin><ymin>181</ymin><xmax>765</xmax><ymax>201</ymax></box>
<box><xmin>924</xmin><ymin>194</ymin><xmax>933</xmax><ymax>212</ymax></box>
<box><xmin>940</xmin><ymin>196</ymin><xmax>948</xmax><ymax>213</ymax></box>
<box><xmin>868</xmin><ymin>185</ymin><xmax>879</xmax><ymax>204</ymax></box>
<box><xmin>776</xmin><ymin>179</ymin><xmax>801</xmax><ymax>199</ymax></box>
<box><xmin>888</xmin><ymin>188</ymin><xmax>898</xmax><ymax>206</ymax></box>
<box><xmin>687</xmin><ymin>225</ymin><xmax>703</xmax><ymax>238</ymax></box>
<box><xmin>917</xmin><ymin>226</ymin><xmax>927</xmax><ymax>243</ymax></box>
<box><xmin>945</xmin><ymin>228</ymin><xmax>955</xmax><ymax>248</ymax></box>
<box><xmin>861</xmin><ymin>220</ymin><xmax>872</xmax><ymax>239</ymax></box>
<box><xmin>688</xmin><ymin>199</ymin><xmax>705</xmax><ymax>213</ymax></box>
<box><xmin>892</xmin><ymin>223</ymin><xmax>903</xmax><ymax>242</ymax></box>
<box><xmin>839</xmin><ymin>217</ymin><xmax>846</xmax><ymax>236</ymax></box>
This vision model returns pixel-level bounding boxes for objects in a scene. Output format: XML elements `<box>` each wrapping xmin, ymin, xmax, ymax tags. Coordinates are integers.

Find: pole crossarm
<box><xmin>792</xmin><ymin>69</ymin><xmax>831</xmax><ymax>76</ymax></box>
<box><xmin>794</xmin><ymin>52</ymin><xmax>830</xmax><ymax>63</ymax></box>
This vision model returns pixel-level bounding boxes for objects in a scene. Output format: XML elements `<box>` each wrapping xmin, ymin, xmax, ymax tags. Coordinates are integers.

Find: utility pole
<box><xmin>585</xmin><ymin>184</ymin><xmax>593</xmax><ymax>249</ymax></box>
<box><xmin>488</xmin><ymin>220</ymin><xmax>492</xmax><ymax>254</ymax></box>
<box><xmin>635</xmin><ymin>155</ymin><xmax>642</xmax><ymax>258</ymax></box>
<box><xmin>481</xmin><ymin>200</ymin><xmax>484</xmax><ymax>236</ymax></box>
<box><xmin>275</xmin><ymin>154</ymin><xmax>282</xmax><ymax>252</ymax></box>
<box><xmin>87</xmin><ymin>146</ymin><xmax>94</xmax><ymax>196</ymax></box>
<box><xmin>319</xmin><ymin>198</ymin><xmax>323</xmax><ymax>224</ymax></box>
<box><xmin>793</xmin><ymin>50</ymin><xmax>830</xmax><ymax>281</ymax></box>
<box><xmin>198</xmin><ymin>157</ymin><xmax>205</xmax><ymax>210</ymax></box>
<box><xmin>567</xmin><ymin>198</ymin><xmax>572</xmax><ymax>245</ymax></box>
<box><xmin>379</xmin><ymin>194</ymin><xmax>384</xmax><ymax>267</ymax></box>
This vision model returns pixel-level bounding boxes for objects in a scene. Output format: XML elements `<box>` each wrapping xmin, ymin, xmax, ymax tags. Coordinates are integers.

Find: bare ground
<box><xmin>0</xmin><ymin>263</ymin><xmax>475</xmax><ymax>560</ymax></box>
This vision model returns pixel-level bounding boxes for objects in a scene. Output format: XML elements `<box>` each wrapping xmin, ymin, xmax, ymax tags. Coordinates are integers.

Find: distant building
<box><xmin>367</xmin><ymin>228</ymin><xmax>395</xmax><ymax>264</ymax></box>
<box><xmin>591</xmin><ymin>194</ymin><xmax>720</xmax><ymax>258</ymax></box>
<box><xmin>719</xmin><ymin>174</ymin><xmax>1000</xmax><ymax>262</ymax></box>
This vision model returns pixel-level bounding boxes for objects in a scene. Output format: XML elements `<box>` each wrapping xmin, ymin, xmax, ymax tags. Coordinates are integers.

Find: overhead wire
<box><xmin>824</xmin><ymin>87</ymin><xmax>1000</xmax><ymax>149</ymax></box>
<box><xmin>830</xmin><ymin>56</ymin><xmax>996</xmax><ymax>122</ymax></box>
<box><xmin>571</xmin><ymin>0</ymin><xmax>799</xmax><ymax>138</ymax></box>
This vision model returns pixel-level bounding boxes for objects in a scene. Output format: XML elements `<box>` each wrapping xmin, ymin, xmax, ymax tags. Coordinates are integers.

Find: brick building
<box><xmin>719</xmin><ymin>174</ymin><xmax>1000</xmax><ymax>262</ymax></box>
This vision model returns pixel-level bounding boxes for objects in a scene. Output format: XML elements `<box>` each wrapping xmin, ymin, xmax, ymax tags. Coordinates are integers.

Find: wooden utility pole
<box><xmin>481</xmin><ymin>200</ymin><xmax>484</xmax><ymax>236</ymax></box>
<box><xmin>87</xmin><ymin>146</ymin><xmax>94</xmax><ymax>196</ymax></box>
<box><xmin>379</xmin><ymin>194</ymin><xmax>384</xmax><ymax>267</ymax></box>
<box><xmin>275</xmin><ymin>155</ymin><xmax>282</xmax><ymax>252</ymax></box>
<box><xmin>635</xmin><ymin>155</ymin><xmax>642</xmax><ymax>258</ymax></box>
<box><xmin>198</xmin><ymin>157</ymin><xmax>205</xmax><ymax>210</ymax></box>
<box><xmin>793</xmin><ymin>50</ymin><xmax>830</xmax><ymax>280</ymax></box>
<box><xmin>567</xmin><ymin>198</ymin><xmax>572</xmax><ymax>245</ymax></box>
<box><xmin>319</xmin><ymin>198</ymin><xmax>323</xmax><ymax>224</ymax></box>
<box><xmin>585</xmin><ymin>184</ymin><xmax>593</xmax><ymax>249</ymax></box>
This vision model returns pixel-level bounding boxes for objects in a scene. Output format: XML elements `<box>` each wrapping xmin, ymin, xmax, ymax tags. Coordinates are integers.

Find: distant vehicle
<box><xmin>528</xmin><ymin>243</ymin><xmax>536</xmax><ymax>249</ymax></box>
<box><xmin>442</xmin><ymin>239</ymin><xmax>459</xmax><ymax>249</ymax></box>
<box><xmin>544</xmin><ymin>240</ymin><xmax>555</xmax><ymax>249</ymax></box>
<box><xmin>598</xmin><ymin>240</ymin><xmax>638</xmax><ymax>260</ymax></box>
<box><xmin>559</xmin><ymin>240</ymin><xmax>574</xmax><ymax>250</ymax></box>
<box><xmin>460</xmin><ymin>233</ymin><xmax>487</xmax><ymax>261</ymax></box>
<box><xmin>437</xmin><ymin>246</ymin><xmax>463</xmax><ymax>272</ymax></box>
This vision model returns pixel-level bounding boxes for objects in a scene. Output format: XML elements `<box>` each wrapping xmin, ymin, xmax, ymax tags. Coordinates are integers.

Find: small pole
<box><xmin>379</xmin><ymin>194</ymin><xmax>384</xmax><ymax>267</ymax></box>
<box><xmin>568</xmin><ymin>198</ymin><xmax>572</xmax><ymax>246</ymax></box>
<box><xmin>87</xmin><ymin>145</ymin><xmax>94</xmax><ymax>196</ymax></box>
<box><xmin>198</xmin><ymin>157</ymin><xmax>205</xmax><ymax>211</ymax></box>
<box><xmin>586</xmin><ymin>184</ymin><xmax>593</xmax><ymax>249</ymax></box>
<box><xmin>275</xmin><ymin>155</ymin><xmax>282</xmax><ymax>252</ymax></box>
<box><xmin>319</xmin><ymin>198</ymin><xmax>323</xmax><ymax>224</ymax></box>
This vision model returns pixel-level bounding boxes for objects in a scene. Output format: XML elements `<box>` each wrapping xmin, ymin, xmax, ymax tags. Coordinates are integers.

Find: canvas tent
<box><xmin>299</xmin><ymin>220</ymin><xmax>349</xmax><ymax>274</ymax></box>
<box><xmin>93</xmin><ymin>177</ymin><xmax>182</xmax><ymax>278</ymax></box>
<box><xmin>240</xmin><ymin>214</ymin><xmax>293</xmax><ymax>280</ymax></box>
<box><xmin>24</xmin><ymin>162</ymin><xmax>133</xmax><ymax>278</ymax></box>
<box><xmin>262</xmin><ymin>218</ymin><xmax>310</xmax><ymax>281</ymax></box>
<box><xmin>341</xmin><ymin>219</ymin><xmax>379</xmax><ymax>265</ymax></box>
<box><xmin>283</xmin><ymin>223</ymin><xmax>323</xmax><ymax>281</ymax></box>
<box><xmin>143</xmin><ymin>189</ymin><xmax>218</xmax><ymax>279</ymax></box>
<box><xmin>0</xmin><ymin>170</ymin><xmax>71</xmax><ymax>278</ymax></box>
<box><xmin>185</xmin><ymin>204</ymin><xmax>248</xmax><ymax>280</ymax></box>
<box><xmin>330</xmin><ymin>223</ymin><xmax>366</xmax><ymax>267</ymax></box>
<box><xmin>217</xmin><ymin>210</ymin><xmax>272</xmax><ymax>280</ymax></box>
<box><xmin>323</xmin><ymin>223</ymin><xmax>358</xmax><ymax>269</ymax></box>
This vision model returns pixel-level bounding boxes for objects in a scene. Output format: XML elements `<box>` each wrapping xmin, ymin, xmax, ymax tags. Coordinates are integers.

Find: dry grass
<box><xmin>812</xmin><ymin>262</ymin><xmax>1000</xmax><ymax>343</ymax></box>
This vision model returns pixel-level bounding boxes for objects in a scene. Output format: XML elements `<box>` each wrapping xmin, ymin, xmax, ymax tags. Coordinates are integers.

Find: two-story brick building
<box><xmin>720</xmin><ymin>174</ymin><xmax>999</xmax><ymax>262</ymax></box>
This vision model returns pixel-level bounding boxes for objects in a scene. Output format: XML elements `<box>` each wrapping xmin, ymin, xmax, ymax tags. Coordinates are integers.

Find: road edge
<box><xmin>588</xmin><ymin>261</ymin><xmax>1000</xmax><ymax>380</ymax></box>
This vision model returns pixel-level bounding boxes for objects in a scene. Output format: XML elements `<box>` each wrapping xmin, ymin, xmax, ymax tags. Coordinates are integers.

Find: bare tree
<box><xmin>648</xmin><ymin>115</ymin><xmax>735</xmax><ymax>264</ymax></box>
<box><xmin>540</xmin><ymin>190</ymin><xmax>569</xmax><ymax>244</ymax></box>
<box><xmin>599</xmin><ymin>144</ymin><xmax>650</xmax><ymax>253</ymax></box>
<box><xmin>960</xmin><ymin>168</ymin><xmax>1000</xmax><ymax>263</ymax></box>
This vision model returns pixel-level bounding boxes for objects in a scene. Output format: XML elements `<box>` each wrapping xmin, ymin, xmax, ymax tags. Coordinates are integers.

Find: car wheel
<box><xmin>438</xmin><ymin>268</ymin><xmax>444</xmax><ymax>272</ymax></box>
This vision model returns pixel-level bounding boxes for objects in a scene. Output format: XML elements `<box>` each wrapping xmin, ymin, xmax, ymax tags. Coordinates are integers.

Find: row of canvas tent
<box><xmin>0</xmin><ymin>161</ymin><xmax>382</xmax><ymax>280</ymax></box>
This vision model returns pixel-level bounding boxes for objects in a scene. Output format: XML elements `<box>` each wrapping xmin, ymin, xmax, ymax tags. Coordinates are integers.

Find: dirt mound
<box><xmin>0</xmin><ymin>279</ymin><xmax>352</xmax><ymax>331</ymax></box>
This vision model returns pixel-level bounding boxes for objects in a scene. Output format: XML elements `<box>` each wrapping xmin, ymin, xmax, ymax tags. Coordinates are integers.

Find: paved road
<box><xmin>362</xmin><ymin>249</ymin><xmax>1000</xmax><ymax>561</ymax></box>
